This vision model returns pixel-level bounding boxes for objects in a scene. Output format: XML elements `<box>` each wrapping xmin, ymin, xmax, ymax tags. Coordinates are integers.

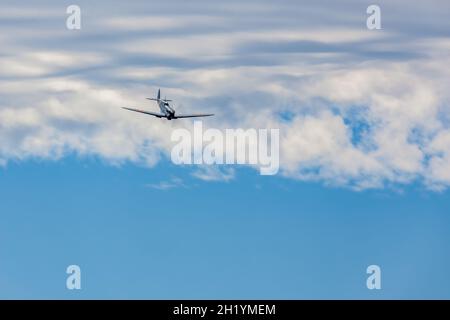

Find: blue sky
<box><xmin>1</xmin><ymin>0</ymin><xmax>450</xmax><ymax>298</ymax></box>
<box><xmin>1</xmin><ymin>159</ymin><xmax>450</xmax><ymax>299</ymax></box>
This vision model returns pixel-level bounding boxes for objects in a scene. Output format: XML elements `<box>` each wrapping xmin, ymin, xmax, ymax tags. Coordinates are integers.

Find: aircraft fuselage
<box><xmin>158</xmin><ymin>100</ymin><xmax>175</xmax><ymax>120</ymax></box>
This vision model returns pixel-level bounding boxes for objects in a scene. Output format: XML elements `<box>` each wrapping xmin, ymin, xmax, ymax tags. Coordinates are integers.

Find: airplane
<box><xmin>122</xmin><ymin>89</ymin><xmax>214</xmax><ymax>120</ymax></box>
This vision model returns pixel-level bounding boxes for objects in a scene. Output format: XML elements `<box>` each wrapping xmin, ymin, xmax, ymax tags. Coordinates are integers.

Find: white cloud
<box><xmin>146</xmin><ymin>177</ymin><xmax>186</xmax><ymax>190</ymax></box>
<box><xmin>1</xmin><ymin>0</ymin><xmax>450</xmax><ymax>190</ymax></box>
<box><xmin>426</xmin><ymin>130</ymin><xmax>450</xmax><ymax>189</ymax></box>
<box><xmin>97</xmin><ymin>15</ymin><xmax>227</xmax><ymax>31</ymax></box>
<box><xmin>192</xmin><ymin>166</ymin><xmax>235</xmax><ymax>182</ymax></box>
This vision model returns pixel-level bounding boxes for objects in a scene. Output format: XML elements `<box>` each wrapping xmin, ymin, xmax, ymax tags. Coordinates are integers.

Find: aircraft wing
<box><xmin>174</xmin><ymin>113</ymin><xmax>214</xmax><ymax>119</ymax></box>
<box><xmin>122</xmin><ymin>107</ymin><xmax>165</xmax><ymax>118</ymax></box>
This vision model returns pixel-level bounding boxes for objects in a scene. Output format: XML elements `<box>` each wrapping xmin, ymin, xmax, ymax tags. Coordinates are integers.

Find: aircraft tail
<box><xmin>147</xmin><ymin>88</ymin><xmax>172</xmax><ymax>102</ymax></box>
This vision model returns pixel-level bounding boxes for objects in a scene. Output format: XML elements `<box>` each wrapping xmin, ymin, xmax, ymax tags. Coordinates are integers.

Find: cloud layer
<box><xmin>1</xmin><ymin>0</ymin><xmax>450</xmax><ymax>189</ymax></box>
